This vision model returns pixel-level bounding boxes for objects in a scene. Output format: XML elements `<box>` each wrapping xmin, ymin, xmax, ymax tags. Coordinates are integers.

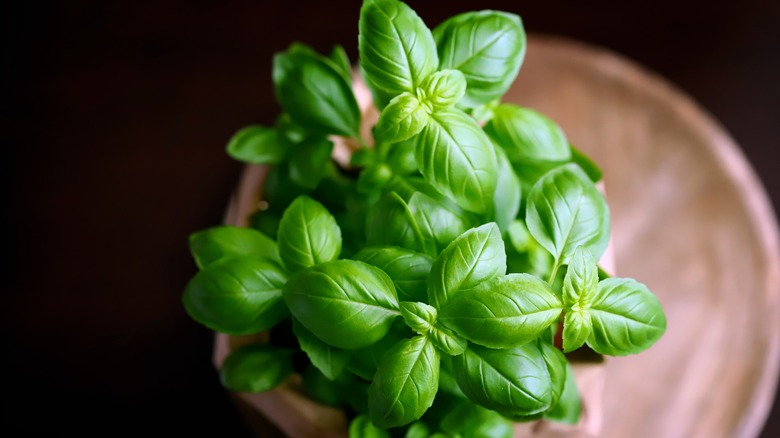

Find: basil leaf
<box><xmin>369</xmin><ymin>335</ymin><xmax>440</xmax><ymax>428</ymax></box>
<box><xmin>357</xmin><ymin>163</ymin><xmax>394</xmax><ymax>195</ymax></box>
<box><xmin>349</xmin><ymin>414</ymin><xmax>391</xmax><ymax>438</ymax></box>
<box><xmin>183</xmin><ymin>257</ymin><xmax>288</xmax><ymax>335</ymax></box>
<box><xmin>292</xmin><ymin>318</ymin><xmax>351</xmax><ymax>380</ymax></box>
<box><xmin>283</xmin><ymin>260</ymin><xmax>400</xmax><ymax>349</ymax></box>
<box><xmin>587</xmin><ymin>278</ymin><xmax>667</xmax><ymax>356</ymax></box>
<box><xmin>366</xmin><ymin>191</ymin><xmax>429</xmax><ymax>255</ymax></box>
<box><xmin>408</xmin><ymin>191</ymin><xmax>471</xmax><ymax>255</ymax></box>
<box><xmin>539</xmin><ymin>340</ymin><xmax>567</xmax><ymax>408</ymax></box>
<box><xmin>347</xmin><ymin>321</ymin><xmax>413</xmax><ymax>380</ymax></box>
<box><xmin>484</xmin><ymin>104</ymin><xmax>571</xmax><ymax>163</ymax></box>
<box><xmin>422</xmin><ymin>69</ymin><xmax>466</xmax><ymax>110</ymax></box>
<box><xmin>385</xmin><ymin>138</ymin><xmax>418</xmax><ymax>176</ymax></box>
<box><xmin>414</xmin><ymin>109</ymin><xmax>497</xmax><ymax>214</ymax></box>
<box><xmin>358</xmin><ymin>0</ymin><xmax>438</xmax><ymax>108</ymax></box>
<box><xmin>226</xmin><ymin>125</ymin><xmax>287</xmax><ymax>165</ymax></box>
<box><xmin>353</xmin><ymin>246</ymin><xmax>433</xmax><ymax>302</ymax></box>
<box><xmin>563</xmin><ymin>310</ymin><xmax>592</xmax><ymax>353</ymax></box>
<box><xmin>571</xmin><ymin>144</ymin><xmax>602</xmax><ymax>183</ymax></box>
<box><xmin>189</xmin><ymin>225</ymin><xmax>281</xmax><ymax>269</ymax></box>
<box><xmin>433</xmin><ymin>11</ymin><xmax>526</xmax><ymax>107</ymax></box>
<box><xmin>219</xmin><ymin>344</ymin><xmax>293</xmax><ymax>393</ymax></box>
<box><xmin>440</xmin><ymin>401</ymin><xmax>513</xmax><ymax>438</ymax></box>
<box><xmin>288</xmin><ymin>137</ymin><xmax>334</xmax><ymax>189</ymax></box>
<box><xmin>439</xmin><ymin>274</ymin><xmax>562</xmax><ymax>348</ymax></box>
<box><xmin>427</xmin><ymin>223</ymin><xmax>506</xmax><ymax>309</ymax></box>
<box><xmin>563</xmin><ymin>246</ymin><xmax>599</xmax><ymax>308</ymax></box>
<box><xmin>492</xmin><ymin>144</ymin><xmax>522</xmax><ymax>233</ymax></box>
<box><xmin>525</xmin><ymin>163</ymin><xmax>610</xmax><ymax>266</ymax></box>
<box><xmin>374</xmin><ymin>92</ymin><xmax>430</xmax><ymax>144</ymax></box>
<box><xmin>453</xmin><ymin>343</ymin><xmax>553</xmax><ymax>416</ymax></box>
<box><xmin>544</xmin><ymin>362</ymin><xmax>581</xmax><ymax>424</ymax></box>
<box><xmin>329</xmin><ymin>44</ymin><xmax>353</xmax><ymax>85</ymax></box>
<box><xmin>277</xmin><ymin>195</ymin><xmax>342</xmax><ymax>273</ymax></box>
<box><xmin>400</xmin><ymin>301</ymin><xmax>437</xmax><ymax>335</ymax></box>
<box><xmin>273</xmin><ymin>48</ymin><xmax>360</xmax><ymax>137</ymax></box>
<box><xmin>429</xmin><ymin>323</ymin><xmax>467</xmax><ymax>356</ymax></box>
<box><xmin>404</xmin><ymin>421</ymin><xmax>431</xmax><ymax>438</ymax></box>
<box><xmin>302</xmin><ymin>364</ymin><xmax>342</xmax><ymax>406</ymax></box>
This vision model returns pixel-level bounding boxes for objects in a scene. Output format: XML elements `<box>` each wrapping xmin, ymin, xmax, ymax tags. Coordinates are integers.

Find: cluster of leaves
<box><xmin>183</xmin><ymin>0</ymin><xmax>667</xmax><ymax>435</ymax></box>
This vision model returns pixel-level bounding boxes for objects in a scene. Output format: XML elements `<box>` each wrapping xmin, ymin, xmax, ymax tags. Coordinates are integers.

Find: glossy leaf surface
<box><xmin>353</xmin><ymin>246</ymin><xmax>433</xmax><ymax>302</ymax></box>
<box><xmin>220</xmin><ymin>344</ymin><xmax>293</xmax><ymax>393</ymax></box>
<box><xmin>226</xmin><ymin>125</ymin><xmax>287</xmax><ymax>165</ymax></box>
<box><xmin>277</xmin><ymin>196</ymin><xmax>342</xmax><ymax>273</ymax></box>
<box><xmin>292</xmin><ymin>318</ymin><xmax>351</xmax><ymax>380</ymax></box>
<box><xmin>189</xmin><ymin>225</ymin><xmax>281</xmax><ymax>269</ymax></box>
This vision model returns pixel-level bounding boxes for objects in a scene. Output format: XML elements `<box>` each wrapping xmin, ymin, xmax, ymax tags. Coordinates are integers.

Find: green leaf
<box><xmin>525</xmin><ymin>163</ymin><xmax>610</xmax><ymax>266</ymax></box>
<box><xmin>453</xmin><ymin>343</ymin><xmax>553</xmax><ymax>416</ymax></box>
<box><xmin>544</xmin><ymin>363</ymin><xmax>581</xmax><ymax>424</ymax></box>
<box><xmin>349</xmin><ymin>414</ymin><xmax>392</xmax><ymax>438</ymax></box>
<box><xmin>400</xmin><ymin>301</ymin><xmax>437</xmax><ymax>335</ymax></box>
<box><xmin>427</xmin><ymin>223</ymin><xmax>506</xmax><ymax>309</ymax></box>
<box><xmin>408</xmin><ymin>191</ymin><xmax>471</xmax><ymax>255</ymax></box>
<box><xmin>433</xmin><ymin>11</ymin><xmax>526</xmax><ymax>107</ymax></box>
<box><xmin>570</xmin><ymin>145</ymin><xmax>602</xmax><ymax>182</ymax></box>
<box><xmin>492</xmin><ymin>144</ymin><xmax>522</xmax><ymax>233</ymax></box>
<box><xmin>302</xmin><ymin>364</ymin><xmax>343</xmax><ymax>406</ymax></box>
<box><xmin>563</xmin><ymin>246</ymin><xmax>599</xmax><ymax>309</ymax></box>
<box><xmin>282</xmin><ymin>259</ymin><xmax>399</xmax><ymax>350</ymax></box>
<box><xmin>353</xmin><ymin>246</ymin><xmax>433</xmax><ymax>303</ymax></box>
<box><xmin>414</xmin><ymin>109</ymin><xmax>497</xmax><ymax>214</ymax></box>
<box><xmin>439</xmin><ymin>400</ymin><xmax>514</xmax><ymax>438</ymax></box>
<box><xmin>384</xmin><ymin>138</ymin><xmax>419</xmax><ymax>176</ymax></box>
<box><xmin>586</xmin><ymin>278</ymin><xmax>667</xmax><ymax>356</ymax></box>
<box><xmin>539</xmin><ymin>340</ymin><xmax>567</xmax><ymax>408</ymax></box>
<box><xmin>277</xmin><ymin>195</ymin><xmax>342</xmax><ymax>273</ymax></box>
<box><xmin>358</xmin><ymin>0</ymin><xmax>438</xmax><ymax>108</ymax></box>
<box><xmin>505</xmin><ymin>219</ymin><xmax>554</xmax><ymax>278</ymax></box>
<box><xmin>219</xmin><ymin>344</ymin><xmax>294</xmax><ymax>393</ymax></box>
<box><xmin>347</xmin><ymin>321</ymin><xmax>413</xmax><ymax>380</ymax></box>
<box><xmin>422</xmin><ymin>69</ymin><xmax>466</xmax><ymax>109</ymax></box>
<box><xmin>273</xmin><ymin>48</ymin><xmax>360</xmax><ymax>137</ymax></box>
<box><xmin>189</xmin><ymin>225</ymin><xmax>281</xmax><ymax>270</ymax></box>
<box><xmin>369</xmin><ymin>335</ymin><xmax>440</xmax><ymax>428</ymax></box>
<box><xmin>484</xmin><ymin>104</ymin><xmax>571</xmax><ymax>163</ymax></box>
<box><xmin>292</xmin><ymin>318</ymin><xmax>351</xmax><ymax>380</ymax></box>
<box><xmin>225</xmin><ymin>125</ymin><xmax>287</xmax><ymax>165</ymax></box>
<box><xmin>329</xmin><ymin>44</ymin><xmax>353</xmax><ymax>85</ymax></box>
<box><xmin>438</xmin><ymin>274</ymin><xmax>562</xmax><ymax>348</ymax></box>
<box><xmin>404</xmin><ymin>421</ymin><xmax>431</xmax><ymax>438</ymax></box>
<box><xmin>428</xmin><ymin>323</ymin><xmax>467</xmax><ymax>356</ymax></box>
<box><xmin>563</xmin><ymin>310</ymin><xmax>592</xmax><ymax>353</ymax></box>
<box><xmin>288</xmin><ymin>137</ymin><xmax>334</xmax><ymax>189</ymax></box>
<box><xmin>357</xmin><ymin>163</ymin><xmax>395</xmax><ymax>194</ymax></box>
<box><xmin>366</xmin><ymin>191</ymin><xmax>429</xmax><ymax>255</ymax></box>
<box><xmin>374</xmin><ymin>92</ymin><xmax>430</xmax><ymax>144</ymax></box>
<box><xmin>183</xmin><ymin>257</ymin><xmax>289</xmax><ymax>335</ymax></box>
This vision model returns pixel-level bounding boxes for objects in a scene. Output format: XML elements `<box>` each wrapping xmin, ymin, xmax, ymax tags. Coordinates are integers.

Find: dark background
<box><xmin>3</xmin><ymin>0</ymin><xmax>779</xmax><ymax>435</ymax></box>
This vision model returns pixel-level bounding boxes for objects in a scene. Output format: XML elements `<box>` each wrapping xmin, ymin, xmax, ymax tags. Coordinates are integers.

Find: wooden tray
<box><xmin>214</xmin><ymin>35</ymin><xmax>780</xmax><ymax>438</ymax></box>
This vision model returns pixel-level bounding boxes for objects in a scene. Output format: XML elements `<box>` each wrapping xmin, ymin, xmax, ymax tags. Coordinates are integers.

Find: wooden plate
<box><xmin>216</xmin><ymin>35</ymin><xmax>780</xmax><ymax>437</ymax></box>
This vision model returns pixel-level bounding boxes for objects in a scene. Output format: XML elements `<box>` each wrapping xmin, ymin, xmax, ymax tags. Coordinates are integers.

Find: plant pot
<box><xmin>212</xmin><ymin>35</ymin><xmax>780</xmax><ymax>437</ymax></box>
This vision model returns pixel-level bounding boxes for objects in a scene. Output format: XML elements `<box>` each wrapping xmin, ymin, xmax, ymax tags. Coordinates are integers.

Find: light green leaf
<box><xmin>374</xmin><ymin>92</ymin><xmax>430</xmax><ymax>144</ymax></box>
<box><xmin>439</xmin><ymin>274</ymin><xmax>562</xmax><ymax>348</ymax></box>
<box><xmin>414</xmin><ymin>109</ymin><xmax>497</xmax><ymax>214</ymax></box>
<box><xmin>453</xmin><ymin>343</ymin><xmax>553</xmax><ymax>416</ymax></box>
<box><xmin>273</xmin><ymin>48</ymin><xmax>360</xmax><ymax>137</ymax></box>
<box><xmin>329</xmin><ymin>44</ymin><xmax>353</xmax><ymax>85</ymax></box>
<box><xmin>563</xmin><ymin>310</ymin><xmax>592</xmax><ymax>353</ymax></box>
<box><xmin>219</xmin><ymin>344</ymin><xmax>294</xmax><ymax>393</ymax></box>
<box><xmin>404</xmin><ymin>421</ymin><xmax>431</xmax><ymax>438</ymax></box>
<box><xmin>225</xmin><ymin>125</ymin><xmax>287</xmax><ymax>165</ymax></box>
<box><xmin>427</xmin><ymin>223</ymin><xmax>506</xmax><ymax>309</ymax></box>
<box><xmin>429</xmin><ymin>323</ymin><xmax>467</xmax><ymax>356</ymax></box>
<box><xmin>353</xmin><ymin>246</ymin><xmax>433</xmax><ymax>302</ymax></box>
<box><xmin>292</xmin><ymin>318</ymin><xmax>351</xmax><ymax>380</ymax></box>
<box><xmin>433</xmin><ymin>11</ymin><xmax>526</xmax><ymax>107</ymax></box>
<box><xmin>189</xmin><ymin>225</ymin><xmax>281</xmax><ymax>269</ymax></box>
<box><xmin>440</xmin><ymin>400</ymin><xmax>514</xmax><ymax>438</ymax></box>
<box><xmin>525</xmin><ymin>164</ymin><xmax>610</xmax><ymax>266</ymax></box>
<box><xmin>484</xmin><ymin>104</ymin><xmax>571</xmax><ymax>163</ymax></box>
<box><xmin>408</xmin><ymin>191</ymin><xmax>471</xmax><ymax>255</ymax></box>
<box><xmin>358</xmin><ymin>0</ymin><xmax>438</xmax><ymax>108</ymax></box>
<box><xmin>544</xmin><ymin>362</ymin><xmax>581</xmax><ymax>424</ymax></box>
<box><xmin>277</xmin><ymin>195</ymin><xmax>342</xmax><ymax>273</ymax></box>
<box><xmin>282</xmin><ymin>259</ymin><xmax>399</xmax><ymax>350</ymax></box>
<box><xmin>400</xmin><ymin>301</ymin><xmax>437</xmax><ymax>335</ymax></box>
<box><xmin>183</xmin><ymin>257</ymin><xmax>288</xmax><ymax>335</ymax></box>
<box><xmin>369</xmin><ymin>335</ymin><xmax>440</xmax><ymax>428</ymax></box>
<box><xmin>366</xmin><ymin>191</ymin><xmax>429</xmax><ymax>255</ymax></box>
<box><xmin>571</xmin><ymin>144</ymin><xmax>602</xmax><ymax>182</ymax></box>
<box><xmin>423</xmin><ymin>69</ymin><xmax>466</xmax><ymax>109</ymax></box>
<box><xmin>347</xmin><ymin>321</ymin><xmax>413</xmax><ymax>380</ymax></box>
<box><xmin>563</xmin><ymin>246</ymin><xmax>599</xmax><ymax>309</ymax></box>
<box><xmin>493</xmin><ymin>144</ymin><xmax>522</xmax><ymax>233</ymax></box>
<box><xmin>289</xmin><ymin>137</ymin><xmax>334</xmax><ymax>189</ymax></box>
<box><xmin>539</xmin><ymin>340</ymin><xmax>567</xmax><ymax>408</ymax></box>
<box><xmin>587</xmin><ymin>278</ymin><xmax>667</xmax><ymax>356</ymax></box>
<box><xmin>349</xmin><ymin>414</ymin><xmax>392</xmax><ymax>438</ymax></box>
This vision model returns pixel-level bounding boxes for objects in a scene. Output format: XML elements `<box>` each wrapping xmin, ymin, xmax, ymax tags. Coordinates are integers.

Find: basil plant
<box><xmin>183</xmin><ymin>0</ymin><xmax>666</xmax><ymax>435</ymax></box>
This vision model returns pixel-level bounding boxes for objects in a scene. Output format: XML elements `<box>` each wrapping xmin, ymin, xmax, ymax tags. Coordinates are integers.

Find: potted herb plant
<box><xmin>183</xmin><ymin>0</ymin><xmax>667</xmax><ymax>436</ymax></box>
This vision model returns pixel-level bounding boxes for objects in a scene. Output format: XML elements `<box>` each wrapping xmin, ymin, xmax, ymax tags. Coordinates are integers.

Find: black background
<box><xmin>4</xmin><ymin>0</ymin><xmax>780</xmax><ymax>435</ymax></box>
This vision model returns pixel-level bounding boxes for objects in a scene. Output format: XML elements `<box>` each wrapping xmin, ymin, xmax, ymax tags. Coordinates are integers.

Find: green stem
<box><xmin>547</xmin><ymin>260</ymin><xmax>561</xmax><ymax>286</ymax></box>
